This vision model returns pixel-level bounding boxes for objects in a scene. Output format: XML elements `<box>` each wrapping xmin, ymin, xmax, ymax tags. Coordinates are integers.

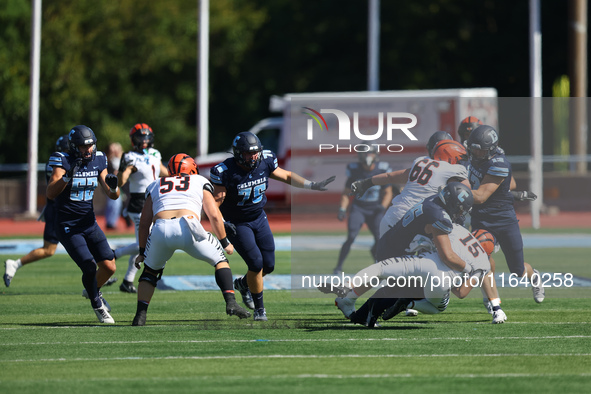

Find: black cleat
<box><xmin>226</xmin><ymin>301</ymin><xmax>251</xmax><ymax>319</ymax></box>
<box><xmin>132</xmin><ymin>310</ymin><xmax>146</xmax><ymax>326</ymax></box>
<box><xmin>120</xmin><ymin>280</ymin><xmax>137</xmax><ymax>293</ymax></box>
<box><xmin>382</xmin><ymin>298</ymin><xmax>412</xmax><ymax>321</ymax></box>
<box><xmin>316</xmin><ymin>282</ymin><xmax>350</xmax><ymax>298</ymax></box>
<box><xmin>104</xmin><ymin>276</ymin><xmax>118</xmax><ymax>286</ymax></box>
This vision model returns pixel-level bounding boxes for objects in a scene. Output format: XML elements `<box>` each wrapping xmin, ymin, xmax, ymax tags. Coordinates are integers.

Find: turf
<box><xmin>1</xmin><ymin>243</ymin><xmax>591</xmax><ymax>393</ymax></box>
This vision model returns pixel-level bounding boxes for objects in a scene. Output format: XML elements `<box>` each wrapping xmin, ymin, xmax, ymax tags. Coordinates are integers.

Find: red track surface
<box><xmin>1</xmin><ymin>211</ymin><xmax>590</xmax><ymax>237</ymax></box>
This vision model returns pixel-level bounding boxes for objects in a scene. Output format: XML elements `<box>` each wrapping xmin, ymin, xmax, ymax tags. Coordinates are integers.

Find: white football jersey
<box><xmin>122</xmin><ymin>148</ymin><xmax>163</xmax><ymax>193</ymax></box>
<box><xmin>379</xmin><ymin>156</ymin><xmax>468</xmax><ymax>236</ymax></box>
<box><xmin>443</xmin><ymin>224</ymin><xmax>491</xmax><ymax>279</ymax></box>
<box><xmin>146</xmin><ymin>174</ymin><xmax>212</xmax><ymax>220</ymax></box>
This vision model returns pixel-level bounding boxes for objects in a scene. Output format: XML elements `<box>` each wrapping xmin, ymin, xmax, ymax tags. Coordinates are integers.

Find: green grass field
<box><xmin>1</xmin><ymin>235</ymin><xmax>591</xmax><ymax>393</ymax></box>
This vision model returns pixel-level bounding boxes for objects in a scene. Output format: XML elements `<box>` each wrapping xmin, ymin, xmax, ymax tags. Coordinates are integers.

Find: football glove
<box><xmin>311</xmin><ymin>175</ymin><xmax>336</xmax><ymax>191</ymax></box>
<box><xmin>62</xmin><ymin>158</ymin><xmax>83</xmax><ymax>183</ymax></box>
<box><xmin>350</xmin><ymin>178</ymin><xmax>373</xmax><ymax>198</ymax></box>
<box><xmin>224</xmin><ymin>221</ymin><xmax>237</xmax><ymax>237</ymax></box>
<box><xmin>337</xmin><ymin>208</ymin><xmax>346</xmax><ymax>221</ymax></box>
<box><xmin>105</xmin><ymin>174</ymin><xmax>118</xmax><ymax>190</ymax></box>
<box><xmin>511</xmin><ymin>190</ymin><xmax>537</xmax><ymax>201</ymax></box>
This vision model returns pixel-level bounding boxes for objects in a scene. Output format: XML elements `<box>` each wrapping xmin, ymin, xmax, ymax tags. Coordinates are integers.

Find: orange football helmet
<box><xmin>432</xmin><ymin>140</ymin><xmax>468</xmax><ymax>164</ymax></box>
<box><xmin>167</xmin><ymin>153</ymin><xmax>199</xmax><ymax>176</ymax></box>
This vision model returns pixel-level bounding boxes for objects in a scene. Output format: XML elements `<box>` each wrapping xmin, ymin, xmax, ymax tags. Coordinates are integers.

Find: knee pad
<box><xmin>263</xmin><ymin>265</ymin><xmax>275</xmax><ymax>275</ymax></box>
<box><xmin>139</xmin><ymin>266</ymin><xmax>164</xmax><ymax>287</ymax></box>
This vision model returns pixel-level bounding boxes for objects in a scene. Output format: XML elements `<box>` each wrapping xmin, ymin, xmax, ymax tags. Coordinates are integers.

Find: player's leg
<box><xmin>228</xmin><ymin>223</ymin><xmax>259</xmax><ymax>311</ymax></box>
<box><xmin>334</xmin><ymin>205</ymin><xmax>365</xmax><ymax>275</ymax></box>
<box><xmin>366</xmin><ymin>205</ymin><xmax>385</xmax><ymax>259</ymax></box>
<box><xmin>250</xmin><ymin>214</ymin><xmax>277</xmax><ymax>321</ymax></box>
<box><xmin>120</xmin><ymin>212</ymin><xmax>142</xmax><ymax>293</ymax></box>
<box><xmin>132</xmin><ymin>220</ymin><xmax>175</xmax><ymax>326</ymax></box>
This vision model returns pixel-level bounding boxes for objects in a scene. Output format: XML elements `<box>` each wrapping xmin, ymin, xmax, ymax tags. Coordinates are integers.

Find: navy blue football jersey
<box><xmin>48</xmin><ymin>151</ymin><xmax>108</xmax><ymax>228</ymax></box>
<box><xmin>210</xmin><ymin>150</ymin><xmax>278</xmax><ymax>223</ymax></box>
<box><xmin>345</xmin><ymin>161</ymin><xmax>391</xmax><ymax>206</ymax></box>
<box><xmin>376</xmin><ymin>195</ymin><xmax>453</xmax><ymax>260</ymax></box>
<box><xmin>468</xmin><ymin>149</ymin><xmax>517</xmax><ymax>225</ymax></box>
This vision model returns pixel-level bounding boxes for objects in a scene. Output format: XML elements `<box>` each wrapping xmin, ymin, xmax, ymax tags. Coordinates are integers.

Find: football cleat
<box><xmin>335</xmin><ymin>297</ymin><xmax>356</xmax><ymax>319</ymax></box>
<box><xmin>4</xmin><ymin>259</ymin><xmax>18</xmax><ymax>287</ymax></box>
<box><xmin>94</xmin><ymin>305</ymin><xmax>115</xmax><ymax>324</ymax></box>
<box><xmin>253</xmin><ymin>308</ymin><xmax>268</xmax><ymax>321</ymax></box>
<box><xmin>349</xmin><ymin>298</ymin><xmax>380</xmax><ymax>328</ymax></box>
<box><xmin>382</xmin><ymin>298</ymin><xmax>412</xmax><ymax>321</ymax></box>
<box><xmin>492</xmin><ymin>308</ymin><xmax>507</xmax><ymax>324</ymax></box>
<box><xmin>531</xmin><ymin>269</ymin><xmax>545</xmax><ymax>303</ymax></box>
<box><xmin>104</xmin><ymin>276</ymin><xmax>118</xmax><ymax>286</ymax></box>
<box><xmin>226</xmin><ymin>301</ymin><xmax>251</xmax><ymax>319</ymax></box>
<box><xmin>132</xmin><ymin>310</ymin><xmax>147</xmax><ymax>326</ymax></box>
<box><xmin>119</xmin><ymin>280</ymin><xmax>137</xmax><ymax>293</ymax></box>
<box><xmin>234</xmin><ymin>277</ymin><xmax>255</xmax><ymax>310</ymax></box>
<box><xmin>317</xmin><ymin>282</ymin><xmax>351</xmax><ymax>298</ymax></box>
<box><xmin>405</xmin><ymin>308</ymin><xmax>419</xmax><ymax>317</ymax></box>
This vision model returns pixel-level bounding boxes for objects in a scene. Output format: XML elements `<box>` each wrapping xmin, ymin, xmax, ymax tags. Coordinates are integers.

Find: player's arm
<box><xmin>471</xmin><ymin>174</ymin><xmax>504</xmax><ymax>204</ymax></box>
<box><xmin>159</xmin><ymin>162</ymin><xmax>169</xmax><ymax>177</ymax></box>
<box><xmin>430</xmin><ymin>227</ymin><xmax>468</xmax><ymax>272</ymax></box>
<box><xmin>510</xmin><ymin>176</ymin><xmax>517</xmax><ymax>190</ymax></box>
<box><xmin>118</xmin><ymin>162</ymin><xmax>135</xmax><ymax>188</ymax></box>
<box><xmin>380</xmin><ymin>184</ymin><xmax>393</xmax><ymax>208</ymax></box>
<box><xmin>134</xmin><ymin>195</ymin><xmax>154</xmax><ymax>268</ymax></box>
<box><xmin>99</xmin><ymin>168</ymin><xmax>120</xmax><ymax>200</ymax></box>
<box><xmin>451</xmin><ymin>278</ymin><xmax>474</xmax><ymax>299</ymax></box>
<box><xmin>270</xmin><ymin>167</ymin><xmax>335</xmax><ymax>190</ymax></box>
<box><xmin>374</xmin><ymin>168</ymin><xmax>410</xmax><ymax>186</ymax></box>
<box><xmin>46</xmin><ymin>167</ymin><xmax>69</xmax><ymax>200</ymax></box>
<box><xmin>203</xmin><ymin>188</ymin><xmax>233</xmax><ymax>255</ymax></box>
<box><xmin>212</xmin><ymin>184</ymin><xmax>227</xmax><ymax>207</ymax></box>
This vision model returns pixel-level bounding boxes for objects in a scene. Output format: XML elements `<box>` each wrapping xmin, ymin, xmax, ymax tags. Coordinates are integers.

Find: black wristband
<box><xmin>139</xmin><ymin>247</ymin><xmax>146</xmax><ymax>257</ymax></box>
<box><xmin>220</xmin><ymin>237</ymin><xmax>230</xmax><ymax>248</ymax></box>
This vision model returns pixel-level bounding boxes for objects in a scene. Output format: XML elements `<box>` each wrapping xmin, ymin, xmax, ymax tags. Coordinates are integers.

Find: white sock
<box><xmin>15</xmin><ymin>259</ymin><xmax>23</xmax><ymax>270</ymax></box>
<box><xmin>115</xmin><ymin>243</ymin><xmax>139</xmax><ymax>259</ymax></box>
<box><xmin>124</xmin><ymin>254</ymin><xmax>139</xmax><ymax>282</ymax></box>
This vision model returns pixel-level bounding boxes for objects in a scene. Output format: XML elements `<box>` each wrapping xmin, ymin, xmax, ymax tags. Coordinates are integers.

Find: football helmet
<box><xmin>129</xmin><ymin>123</ymin><xmax>154</xmax><ymax>151</ymax></box>
<box><xmin>68</xmin><ymin>125</ymin><xmax>97</xmax><ymax>162</ymax></box>
<box><xmin>466</xmin><ymin>125</ymin><xmax>499</xmax><ymax>163</ymax></box>
<box><xmin>232</xmin><ymin>132</ymin><xmax>263</xmax><ymax>169</ymax></box>
<box><xmin>426</xmin><ymin>131</ymin><xmax>453</xmax><ymax>158</ymax></box>
<box><xmin>438</xmin><ymin>181</ymin><xmax>473</xmax><ymax>222</ymax></box>
<box><xmin>457</xmin><ymin>116</ymin><xmax>483</xmax><ymax>143</ymax></box>
<box><xmin>358</xmin><ymin>145</ymin><xmax>379</xmax><ymax>167</ymax></box>
<box><xmin>432</xmin><ymin>140</ymin><xmax>468</xmax><ymax>165</ymax></box>
<box><xmin>55</xmin><ymin>134</ymin><xmax>70</xmax><ymax>153</ymax></box>
<box><xmin>167</xmin><ymin>153</ymin><xmax>199</xmax><ymax>176</ymax></box>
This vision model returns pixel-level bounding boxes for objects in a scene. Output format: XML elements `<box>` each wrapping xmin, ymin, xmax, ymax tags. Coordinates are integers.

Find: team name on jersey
<box><xmin>238</xmin><ymin>177</ymin><xmax>267</xmax><ymax>190</ymax></box>
<box><xmin>77</xmin><ymin>170</ymin><xmax>99</xmax><ymax>177</ymax></box>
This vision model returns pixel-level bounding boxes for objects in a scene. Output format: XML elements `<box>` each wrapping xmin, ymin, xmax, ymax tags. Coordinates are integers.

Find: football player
<box><xmin>47</xmin><ymin>125</ymin><xmax>120</xmax><ymax>324</ymax></box>
<box><xmin>333</xmin><ymin>146</ymin><xmax>394</xmax><ymax>275</ymax></box>
<box><xmin>131</xmin><ymin>154</ymin><xmax>250</xmax><ymax>326</ymax></box>
<box><xmin>210</xmin><ymin>131</ymin><xmax>335</xmax><ymax>321</ymax></box>
<box><xmin>466</xmin><ymin>125</ymin><xmax>544</xmax><ymax>303</ymax></box>
<box><xmin>351</xmin><ymin>132</ymin><xmax>469</xmax><ymax>237</ymax></box>
<box><xmin>112</xmin><ymin>123</ymin><xmax>169</xmax><ymax>294</ymax></box>
<box><xmin>4</xmin><ymin>135</ymin><xmax>69</xmax><ymax>287</ymax></box>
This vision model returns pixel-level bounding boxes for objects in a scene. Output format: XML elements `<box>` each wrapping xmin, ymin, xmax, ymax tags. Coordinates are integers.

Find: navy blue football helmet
<box><xmin>232</xmin><ymin>132</ymin><xmax>263</xmax><ymax>169</ymax></box>
<box><xmin>358</xmin><ymin>145</ymin><xmax>379</xmax><ymax>167</ymax></box>
<box><xmin>55</xmin><ymin>135</ymin><xmax>70</xmax><ymax>153</ymax></box>
<box><xmin>438</xmin><ymin>181</ymin><xmax>473</xmax><ymax>222</ymax></box>
<box><xmin>68</xmin><ymin>125</ymin><xmax>97</xmax><ymax>162</ymax></box>
<box><xmin>466</xmin><ymin>125</ymin><xmax>499</xmax><ymax>163</ymax></box>
<box><xmin>426</xmin><ymin>131</ymin><xmax>453</xmax><ymax>158</ymax></box>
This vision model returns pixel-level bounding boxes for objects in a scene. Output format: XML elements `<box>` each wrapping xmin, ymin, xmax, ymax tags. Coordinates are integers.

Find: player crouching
<box><xmin>131</xmin><ymin>153</ymin><xmax>250</xmax><ymax>326</ymax></box>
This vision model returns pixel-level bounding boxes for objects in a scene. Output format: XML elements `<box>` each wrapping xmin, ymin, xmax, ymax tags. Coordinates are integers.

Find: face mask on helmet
<box><xmin>130</xmin><ymin>123</ymin><xmax>154</xmax><ymax>152</ymax></box>
<box><xmin>358</xmin><ymin>151</ymin><xmax>378</xmax><ymax>167</ymax></box>
<box><xmin>438</xmin><ymin>182</ymin><xmax>474</xmax><ymax>222</ymax></box>
<box><xmin>457</xmin><ymin>116</ymin><xmax>483</xmax><ymax>143</ymax></box>
<box><xmin>68</xmin><ymin>125</ymin><xmax>97</xmax><ymax>162</ymax></box>
<box><xmin>232</xmin><ymin>132</ymin><xmax>263</xmax><ymax>170</ymax></box>
<box><xmin>467</xmin><ymin>125</ymin><xmax>499</xmax><ymax>163</ymax></box>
